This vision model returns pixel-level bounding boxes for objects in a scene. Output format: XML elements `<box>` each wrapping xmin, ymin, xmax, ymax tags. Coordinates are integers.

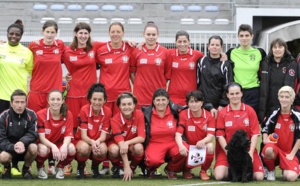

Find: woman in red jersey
<box><xmin>35</xmin><ymin>90</ymin><xmax>75</xmax><ymax>180</ymax></box>
<box><xmin>261</xmin><ymin>86</ymin><xmax>300</xmax><ymax>182</ymax></box>
<box><xmin>96</xmin><ymin>22</ymin><xmax>134</xmax><ymax>115</ymax></box>
<box><xmin>168</xmin><ymin>30</ymin><xmax>204</xmax><ymax>106</ymax></box>
<box><xmin>74</xmin><ymin>83</ymin><xmax>112</xmax><ymax>179</ymax></box>
<box><xmin>175</xmin><ymin>90</ymin><xmax>215</xmax><ymax>180</ymax></box>
<box><xmin>105</xmin><ymin>92</ymin><xmax>145</xmax><ymax>181</ymax></box>
<box><xmin>27</xmin><ymin>20</ymin><xmax>64</xmax><ymax>113</ymax></box>
<box><xmin>143</xmin><ymin>88</ymin><xmax>186</xmax><ymax>179</ymax></box>
<box><xmin>214</xmin><ymin>82</ymin><xmax>264</xmax><ymax>181</ymax></box>
<box><xmin>130</xmin><ymin>21</ymin><xmax>171</xmax><ymax>109</ymax></box>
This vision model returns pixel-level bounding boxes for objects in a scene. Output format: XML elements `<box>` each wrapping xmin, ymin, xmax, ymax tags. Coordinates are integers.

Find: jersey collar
<box><xmin>89</xmin><ymin>105</ymin><xmax>104</xmax><ymax>117</ymax></box>
<box><xmin>187</xmin><ymin>108</ymin><xmax>206</xmax><ymax>119</ymax></box>
<box><xmin>106</xmin><ymin>41</ymin><xmax>126</xmax><ymax>52</ymax></box>
<box><xmin>175</xmin><ymin>47</ymin><xmax>193</xmax><ymax>56</ymax></box>
<box><xmin>227</xmin><ymin>103</ymin><xmax>246</xmax><ymax>112</ymax></box>
<box><xmin>47</xmin><ymin>108</ymin><xmax>66</xmax><ymax>121</ymax></box>
<box><xmin>142</xmin><ymin>43</ymin><xmax>160</xmax><ymax>53</ymax></box>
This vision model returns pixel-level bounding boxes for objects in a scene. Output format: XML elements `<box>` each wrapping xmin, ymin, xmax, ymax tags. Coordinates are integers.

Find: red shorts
<box><xmin>27</xmin><ymin>92</ymin><xmax>48</xmax><ymax>113</ymax></box>
<box><xmin>65</xmin><ymin>97</ymin><xmax>88</xmax><ymax>128</ymax></box>
<box><xmin>105</xmin><ymin>101</ymin><xmax>119</xmax><ymax>116</ymax></box>
<box><xmin>214</xmin><ymin>147</ymin><xmax>264</xmax><ymax>173</ymax></box>
<box><xmin>262</xmin><ymin>143</ymin><xmax>300</xmax><ymax>174</ymax></box>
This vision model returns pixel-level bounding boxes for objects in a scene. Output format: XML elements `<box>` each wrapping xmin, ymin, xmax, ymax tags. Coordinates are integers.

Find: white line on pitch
<box><xmin>173</xmin><ymin>181</ymin><xmax>230</xmax><ymax>186</ymax></box>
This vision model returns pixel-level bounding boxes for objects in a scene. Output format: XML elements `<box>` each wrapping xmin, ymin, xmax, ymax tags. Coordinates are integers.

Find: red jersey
<box><xmin>177</xmin><ymin>108</ymin><xmax>215</xmax><ymax>145</ymax></box>
<box><xmin>274</xmin><ymin>113</ymin><xmax>295</xmax><ymax>153</ymax></box>
<box><xmin>96</xmin><ymin>42</ymin><xmax>133</xmax><ymax>102</ymax></box>
<box><xmin>37</xmin><ymin>108</ymin><xmax>74</xmax><ymax>143</ymax></box>
<box><xmin>62</xmin><ymin>42</ymin><xmax>105</xmax><ymax>97</ymax></box>
<box><xmin>29</xmin><ymin>39</ymin><xmax>65</xmax><ymax>92</ymax></box>
<box><xmin>216</xmin><ymin>103</ymin><xmax>260</xmax><ymax>143</ymax></box>
<box><xmin>168</xmin><ymin>48</ymin><xmax>203</xmax><ymax>105</ymax></box>
<box><xmin>110</xmin><ymin>109</ymin><xmax>145</xmax><ymax>144</ymax></box>
<box><xmin>130</xmin><ymin>44</ymin><xmax>171</xmax><ymax>105</ymax></box>
<box><xmin>149</xmin><ymin>106</ymin><xmax>177</xmax><ymax>143</ymax></box>
<box><xmin>75</xmin><ymin>104</ymin><xmax>112</xmax><ymax>140</ymax></box>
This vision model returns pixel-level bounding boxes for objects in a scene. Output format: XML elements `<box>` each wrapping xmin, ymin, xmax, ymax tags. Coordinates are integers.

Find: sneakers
<box><xmin>199</xmin><ymin>170</ymin><xmax>210</xmax><ymax>180</ymax></box>
<box><xmin>92</xmin><ymin>166</ymin><xmax>101</xmax><ymax>179</ymax></box>
<box><xmin>56</xmin><ymin>168</ymin><xmax>64</xmax><ymax>179</ymax></box>
<box><xmin>76</xmin><ymin>166</ymin><xmax>86</xmax><ymax>179</ymax></box>
<box><xmin>112</xmin><ymin>167</ymin><xmax>121</xmax><ymax>178</ymax></box>
<box><xmin>164</xmin><ymin>167</ymin><xmax>177</xmax><ymax>180</ymax></box>
<box><xmin>38</xmin><ymin>168</ymin><xmax>48</xmax><ymax>179</ymax></box>
<box><xmin>183</xmin><ymin>170</ymin><xmax>193</xmax><ymax>179</ymax></box>
<box><xmin>22</xmin><ymin>169</ymin><xmax>33</xmax><ymax>179</ymax></box>
<box><xmin>47</xmin><ymin>165</ymin><xmax>56</xmax><ymax>175</ymax></box>
<box><xmin>99</xmin><ymin>166</ymin><xmax>110</xmax><ymax>175</ymax></box>
<box><xmin>11</xmin><ymin>167</ymin><xmax>22</xmax><ymax>176</ymax></box>
<box><xmin>63</xmin><ymin>164</ymin><xmax>72</xmax><ymax>176</ymax></box>
<box><xmin>264</xmin><ymin>167</ymin><xmax>268</xmax><ymax>180</ymax></box>
<box><xmin>2</xmin><ymin>165</ymin><xmax>11</xmax><ymax>179</ymax></box>
<box><xmin>267</xmin><ymin>170</ymin><xmax>276</xmax><ymax>181</ymax></box>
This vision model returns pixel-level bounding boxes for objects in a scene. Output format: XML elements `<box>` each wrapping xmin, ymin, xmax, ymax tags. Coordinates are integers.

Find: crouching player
<box><xmin>175</xmin><ymin>90</ymin><xmax>215</xmax><ymax>180</ymax></box>
<box><xmin>108</xmin><ymin>92</ymin><xmax>145</xmax><ymax>181</ymax></box>
<box><xmin>36</xmin><ymin>90</ymin><xmax>76</xmax><ymax>179</ymax></box>
<box><xmin>75</xmin><ymin>83</ymin><xmax>112</xmax><ymax>179</ymax></box>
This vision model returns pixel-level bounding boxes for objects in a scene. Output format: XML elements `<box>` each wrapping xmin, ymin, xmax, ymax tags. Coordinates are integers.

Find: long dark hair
<box><xmin>70</xmin><ymin>22</ymin><xmax>92</xmax><ymax>52</ymax></box>
<box><xmin>48</xmin><ymin>90</ymin><xmax>68</xmax><ymax>118</ymax></box>
<box><xmin>87</xmin><ymin>83</ymin><xmax>107</xmax><ymax>102</ymax></box>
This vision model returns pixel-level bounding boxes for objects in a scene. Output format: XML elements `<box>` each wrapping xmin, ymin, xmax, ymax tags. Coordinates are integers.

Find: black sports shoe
<box><xmin>76</xmin><ymin>166</ymin><xmax>86</xmax><ymax>179</ymax></box>
<box><xmin>2</xmin><ymin>164</ymin><xmax>12</xmax><ymax>179</ymax></box>
<box><xmin>112</xmin><ymin>167</ymin><xmax>121</xmax><ymax>178</ymax></box>
<box><xmin>92</xmin><ymin>166</ymin><xmax>101</xmax><ymax>179</ymax></box>
<box><xmin>22</xmin><ymin>169</ymin><xmax>33</xmax><ymax>179</ymax></box>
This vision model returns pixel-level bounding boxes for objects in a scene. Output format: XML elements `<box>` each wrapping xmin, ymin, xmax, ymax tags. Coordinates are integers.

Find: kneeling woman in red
<box><xmin>144</xmin><ymin>88</ymin><xmax>185</xmax><ymax>179</ymax></box>
<box><xmin>107</xmin><ymin>92</ymin><xmax>145</xmax><ymax>181</ymax></box>
<box><xmin>214</xmin><ymin>82</ymin><xmax>264</xmax><ymax>181</ymax></box>
<box><xmin>36</xmin><ymin>90</ymin><xmax>76</xmax><ymax>179</ymax></box>
<box><xmin>74</xmin><ymin>83</ymin><xmax>112</xmax><ymax>179</ymax></box>
<box><xmin>261</xmin><ymin>86</ymin><xmax>300</xmax><ymax>182</ymax></box>
<box><xmin>175</xmin><ymin>90</ymin><xmax>215</xmax><ymax>180</ymax></box>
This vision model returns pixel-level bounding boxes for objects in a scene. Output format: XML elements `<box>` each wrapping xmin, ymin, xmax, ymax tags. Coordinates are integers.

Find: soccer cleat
<box><xmin>22</xmin><ymin>169</ymin><xmax>33</xmax><ymax>179</ymax></box>
<box><xmin>38</xmin><ymin>168</ymin><xmax>48</xmax><ymax>179</ymax></box>
<box><xmin>183</xmin><ymin>169</ymin><xmax>193</xmax><ymax>179</ymax></box>
<box><xmin>164</xmin><ymin>167</ymin><xmax>177</xmax><ymax>180</ymax></box>
<box><xmin>76</xmin><ymin>167</ymin><xmax>86</xmax><ymax>179</ymax></box>
<box><xmin>267</xmin><ymin>170</ymin><xmax>276</xmax><ymax>181</ymax></box>
<box><xmin>154</xmin><ymin>168</ymin><xmax>162</xmax><ymax>176</ymax></box>
<box><xmin>119</xmin><ymin>167</ymin><xmax>124</xmax><ymax>176</ymax></box>
<box><xmin>264</xmin><ymin>167</ymin><xmax>268</xmax><ymax>180</ymax></box>
<box><xmin>92</xmin><ymin>166</ymin><xmax>102</xmax><ymax>179</ymax></box>
<box><xmin>11</xmin><ymin>167</ymin><xmax>22</xmax><ymax>176</ymax></box>
<box><xmin>199</xmin><ymin>170</ymin><xmax>210</xmax><ymax>180</ymax></box>
<box><xmin>47</xmin><ymin>165</ymin><xmax>56</xmax><ymax>175</ymax></box>
<box><xmin>99</xmin><ymin>166</ymin><xmax>110</xmax><ymax>175</ymax></box>
<box><xmin>2</xmin><ymin>165</ymin><xmax>12</xmax><ymax>179</ymax></box>
<box><xmin>112</xmin><ymin>167</ymin><xmax>121</xmax><ymax>178</ymax></box>
<box><xmin>56</xmin><ymin>168</ymin><xmax>65</xmax><ymax>179</ymax></box>
<box><xmin>63</xmin><ymin>164</ymin><xmax>73</xmax><ymax>176</ymax></box>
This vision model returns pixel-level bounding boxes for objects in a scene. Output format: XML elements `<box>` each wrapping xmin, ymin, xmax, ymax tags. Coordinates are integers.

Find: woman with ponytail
<box><xmin>36</xmin><ymin>90</ymin><xmax>76</xmax><ymax>179</ymax></box>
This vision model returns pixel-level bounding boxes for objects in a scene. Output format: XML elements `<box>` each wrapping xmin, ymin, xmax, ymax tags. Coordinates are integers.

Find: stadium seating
<box><xmin>93</xmin><ymin>18</ymin><xmax>108</xmax><ymax>24</ymax></box>
<box><xmin>214</xmin><ymin>18</ymin><xmax>229</xmax><ymax>25</ymax></box>
<box><xmin>102</xmin><ymin>4</ymin><xmax>117</xmax><ymax>11</ymax></box>
<box><xmin>119</xmin><ymin>4</ymin><xmax>133</xmax><ymax>12</ymax></box>
<box><xmin>180</xmin><ymin>18</ymin><xmax>195</xmax><ymax>25</ymax></box>
<box><xmin>50</xmin><ymin>4</ymin><xmax>65</xmax><ymax>11</ymax></box>
<box><xmin>128</xmin><ymin>18</ymin><xmax>143</xmax><ymax>24</ymax></box>
<box><xmin>110</xmin><ymin>18</ymin><xmax>125</xmax><ymax>24</ymax></box>
<box><xmin>84</xmin><ymin>4</ymin><xmax>99</xmax><ymax>11</ymax></box>
<box><xmin>187</xmin><ymin>5</ymin><xmax>202</xmax><ymax>12</ymax></box>
<box><xmin>67</xmin><ymin>4</ymin><xmax>82</xmax><ymax>11</ymax></box>
<box><xmin>76</xmin><ymin>18</ymin><xmax>90</xmax><ymax>24</ymax></box>
<box><xmin>33</xmin><ymin>4</ymin><xmax>47</xmax><ymax>11</ymax></box>
<box><xmin>40</xmin><ymin>17</ymin><xmax>55</xmax><ymax>24</ymax></box>
<box><xmin>204</xmin><ymin>5</ymin><xmax>219</xmax><ymax>12</ymax></box>
<box><xmin>170</xmin><ymin>5</ymin><xmax>184</xmax><ymax>12</ymax></box>
<box><xmin>197</xmin><ymin>18</ymin><xmax>213</xmax><ymax>25</ymax></box>
<box><xmin>58</xmin><ymin>18</ymin><xmax>73</xmax><ymax>24</ymax></box>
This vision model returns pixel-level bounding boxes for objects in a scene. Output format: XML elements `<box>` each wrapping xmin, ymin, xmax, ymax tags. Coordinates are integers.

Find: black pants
<box><xmin>242</xmin><ymin>87</ymin><xmax>259</xmax><ymax>115</ymax></box>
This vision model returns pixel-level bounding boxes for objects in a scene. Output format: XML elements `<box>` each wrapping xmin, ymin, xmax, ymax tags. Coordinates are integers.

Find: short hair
<box><xmin>42</xmin><ymin>20</ymin><xmax>58</xmax><ymax>32</ymax></box>
<box><xmin>225</xmin><ymin>82</ymin><xmax>243</xmax><ymax>93</ymax></box>
<box><xmin>10</xmin><ymin>89</ymin><xmax>27</xmax><ymax>102</ymax></box>
<box><xmin>144</xmin><ymin>21</ymin><xmax>159</xmax><ymax>34</ymax></box>
<box><xmin>152</xmin><ymin>88</ymin><xmax>169</xmax><ymax>104</ymax></box>
<box><xmin>268</xmin><ymin>38</ymin><xmax>290</xmax><ymax>59</ymax></box>
<box><xmin>208</xmin><ymin>35</ymin><xmax>223</xmax><ymax>46</ymax></box>
<box><xmin>109</xmin><ymin>22</ymin><xmax>124</xmax><ymax>32</ymax></box>
<box><xmin>7</xmin><ymin>19</ymin><xmax>24</xmax><ymax>35</ymax></box>
<box><xmin>87</xmin><ymin>83</ymin><xmax>107</xmax><ymax>102</ymax></box>
<box><xmin>175</xmin><ymin>30</ymin><xmax>189</xmax><ymax>41</ymax></box>
<box><xmin>278</xmin><ymin>86</ymin><xmax>295</xmax><ymax>102</ymax></box>
<box><xmin>186</xmin><ymin>90</ymin><xmax>205</xmax><ymax>105</ymax></box>
<box><xmin>238</xmin><ymin>24</ymin><xmax>253</xmax><ymax>35</ymax></box>
<box><xmin>116</xmin><ymin>92</ymin><xmax>138</xmax><ymax>107</ymax></box>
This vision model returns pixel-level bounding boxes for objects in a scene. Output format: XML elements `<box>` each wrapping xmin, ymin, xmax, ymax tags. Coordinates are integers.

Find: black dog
<box><xmin>225</xmin><ymin>130</ymin><xmax>253</xmax><ymax>182</ymax></box>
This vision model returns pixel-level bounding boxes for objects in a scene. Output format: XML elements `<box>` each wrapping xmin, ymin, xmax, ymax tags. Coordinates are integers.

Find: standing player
<box><xmin>130</xmin><ymin>21</ymin><xmax>171</xmax><ymax>108</ymax></box>
<box><xmin>214</xmin><ymin>82</ymin><xmax>264</xmax><ymax>181</ymax></box>
<box><xmin>168</xmin><ymin>30</ymin><xmax>204</xmax><ymax>106</ymax></box>
<box><xmin>36</xmin><ymin>90</ymin><xmax>76</xmax><ymax>179</ymax></box>
<box><xmin>27</xmin><ymin>20</ymin><xmax>64</xmax><ymax>113</ymax></box>
<box><xmin>0</xmin><ymin>20</ymin><xmax>33</xmax><ymax>114</ymax></box>
<box><xmin>261</xmin><ymin>86</ymin><xmax>300</xmax><ymax>181</ymax></box>
<box><xmin>107</xmin><ymin>92</ymin><xmax>145</xmax><ymax>181</ymax></box>
<box><xmin>175</xmin><ymin>90</ymin><xmax>215</xmax><ymax>180</ymax></box>
<box><xmin>75</xmin><ymin>83</ymin><xmax>112</xmax><ymax>179</ymax></box>
<box><xmin>197</xmin><ymin>35</ymin><xmax>233</xmax><ymax>119</ymax></box>
<box><xmin>96</xmin><ymin>22</ymin><xmax>134</xmax><ymax>115</ymax></box>
<box><xmin>226</xmin><ymin>24</ymin><xmax>266</xmax><ymax>113</ymax></box>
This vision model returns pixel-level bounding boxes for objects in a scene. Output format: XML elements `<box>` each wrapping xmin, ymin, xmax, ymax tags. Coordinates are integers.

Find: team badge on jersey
<box><xmin>188</xmin><ymin>126</ymin><xmax>195</xmax><ymax>132</ymax></box>
<box><xmin>225</xmin><ymin>121</ymin><xmax>232</xmax><ymax>127</ymax></box>
<box><xmin>105</xmin><ymin>58</ymin><xmax>112</xmax><ymax>64</ymax></box>
<box><xmin>131</xmin><ymin>126</ymin><xmax>137</xmax><ymax>133</ymax></box>
<box><xmin>88</xmin><ymin>51</ymin><xmax>94</xmax><ymax>58</ymax></box>
<box><xmin>70</xmin><ymin>56</ymin><xmax>77</xmax><ymax>61</ymax></box>
<box><xmin>36</xmin><ymin>50</ymin><xmax>43</xmax><ymax>55</ymax></box>
<box><xmin>289</xmin><ymin>69</ymin><xmax>295</xmax><ymax>76</ymax></box>
<box><xmin>140</xmin><ymin>58</ymin><xmax>147</xmax><ymax>64</ymax></box>
<box><xmin>243</xmin><ymin>118</ymin><xmax>249</xmax><ymax>126</ymax></box>
<box><xmin>45</xmin><ymin>129</ymin><xmax>51</xmax><ymax>134</ymax></box>
<box><xmin>53</xmin><ymin>49</ymin><xmax>59</xmax><ymax>54</ymax></box>
<box><xmin>189</xmin><ymin>62</ymin><xmax>195</xmax><ymax>69</ymax></box>
<box><xmin>249</xmin><ymin>54</ymin><xmax>256</xmax><ymax>61</ymax></box>
<box><xmin>290</xmin><ymin>124</ymin><xmax>295</xmax><ymax>131</ymax></box>
<box><xmin>166</xmin><ymin>121</ymin><xmax>174</xmax><ymax>128</ymax></box>
<box><xmin>88</xmin><ymin>123</ymin><xmax>93</xmax><ymax>130</ymax></box>
<box><xmin>122</xmin><ymin>55</ymin><xmax>129</xmax><ymax>63</ymax></box>
<box><xmin>275</xmin><ymin>123</ymin><xmax>281</xmax><ymax>129</ymax></box>
<box><xmin>19</xmin><ymin>58</ymin><xmax>24</xmax><ymax>64</ymax></box>
<box><xmin>172</xmin><ymin>62</ymin><xmax>179</xmax><ymax>68</ymax></box>
<box><xmin>203</xmin><ymin>124</ymin><xmax>207</xmax><ymax>131</ymax></box>
<box><xmin>155</xmin><ymin>58</ymin><xmax>162</xmax><ymax>66</ymax></box>
<box><xmin>61</xmin><ymin>126</ymin><xmax>66</xmax><ymax>134</ymax></box>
